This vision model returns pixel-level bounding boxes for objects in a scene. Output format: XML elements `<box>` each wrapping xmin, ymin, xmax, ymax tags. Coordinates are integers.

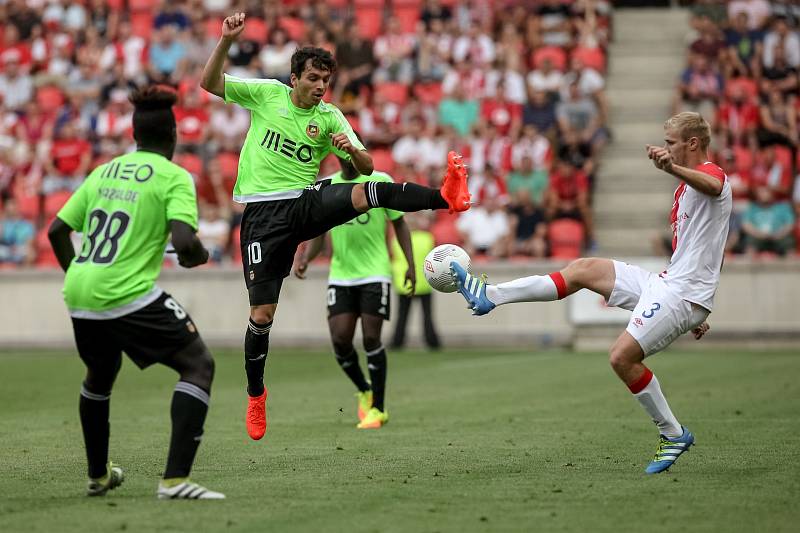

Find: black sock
<box><xmin>365</xmin><ymin>181</ymin><xmax>448</xmax><ymax>211</ymax></box>
<box><xmin>334</xmin><ymin>347</ymin><xmax>370</xmax><ymax>392</ymax></box>
<box><xmin>245</xmin><ymin>319</ymin><xmax>271</xmax><ymax>396</ymax></box>
<box><xmin>79</xmin><ymin>384</ymin><xmax>111</xmax><ymax>479</ymax></box>
<box><xmin>366</xmin><ymin>346</ymin><xmax>388</xmax><ymax>411</ymax></box>
<box><xmin>164</xmin><ymin>382</ymin><xmax>209</xmax><ymax>479</ymax></box>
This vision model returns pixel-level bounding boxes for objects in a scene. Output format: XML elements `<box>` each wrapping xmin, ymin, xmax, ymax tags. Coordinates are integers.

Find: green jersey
<box><xmin>327</xmin><ymin>171</ymin><xmax>402</xmax><ymax>285</ymax></box>
<box><xmin>224</xmin><ymin>75</ymin><xmax>364</xmax><ymax>203</ymax></box>
<box><xmin>57</xmin><ymin>151</ymin><xmax>198</xmax><ymax>318</ymax></box>
<box><xmin>391</xmin><ymin>230</ymin><xmax>435</xmax><ymax>296</ymax></box>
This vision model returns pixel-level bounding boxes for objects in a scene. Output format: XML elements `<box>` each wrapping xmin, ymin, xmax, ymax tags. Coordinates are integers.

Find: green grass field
<box><xmin>1</xmin><ymin>348</ymin><xmax>798</xmax><ymax>533</ymax></box>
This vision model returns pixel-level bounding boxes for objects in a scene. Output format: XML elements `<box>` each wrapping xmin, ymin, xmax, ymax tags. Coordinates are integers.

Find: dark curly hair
<box><xmin>290</xmin><ymin>46</ymin><xmax>337</xmax><ymax>78</ymax></box>
<box><xmin>130</xmin><ymin>85</ymin><xmax>177</xmax><ymax>148</ymax></box>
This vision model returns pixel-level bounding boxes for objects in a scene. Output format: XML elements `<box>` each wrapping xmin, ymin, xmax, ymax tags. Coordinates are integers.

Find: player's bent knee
<box><xmin>362</xmin><ymin>336</ymin><xmax>381</xmax><ymax>352</ymax></box>
<box><xmin>351</xmin><ymin>183</ymin><xmax>369</xmax><ymax>212</ymax></box>
<box><xmin>250</xmin><ymin>304</ymin><xmax>276</xmax><ymax>324</ymax></box>
<box><xmin>332</xmin><ymin>338</ymin><xmax>354</xmax><ymax>355</ymax></box>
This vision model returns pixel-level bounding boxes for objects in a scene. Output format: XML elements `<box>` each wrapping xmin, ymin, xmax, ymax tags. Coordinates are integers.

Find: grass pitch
<box><xmin>0</xmin><ymin>347</ymin><xmax>798</xmax><ymax>533</ymax></box>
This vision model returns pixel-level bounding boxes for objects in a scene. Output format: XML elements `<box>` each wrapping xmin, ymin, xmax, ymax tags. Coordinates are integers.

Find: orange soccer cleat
<box><xmin>440</xmin><ymin>151</ymin><xmax>471</xmax><ymax>213</ymax></box>
<box><xmin>246</xmin><ymin>388</ymin><xmax>268</xmax><ymax>440</ymax></box>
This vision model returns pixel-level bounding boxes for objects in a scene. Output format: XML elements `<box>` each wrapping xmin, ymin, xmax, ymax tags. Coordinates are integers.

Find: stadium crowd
<box><xmin>0</xmin><ymin>0</ymin><xmax>612</xmax><ymax>268</ymax></box>
<box><xmin>677</xmin><ymin>0</ymin><xmax>800</xmax><ymax>257</ymax></box>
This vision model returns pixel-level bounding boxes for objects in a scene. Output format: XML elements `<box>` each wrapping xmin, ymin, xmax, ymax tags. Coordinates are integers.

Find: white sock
<box><xmin>485</xmin><ymin>273</ymin><xmax>564</xmax><ymax>306</ymax></box>
<box><xmin>630</xmin><ymin>369</ymin><xmax>682</xmax><ymax>438</ymax></box>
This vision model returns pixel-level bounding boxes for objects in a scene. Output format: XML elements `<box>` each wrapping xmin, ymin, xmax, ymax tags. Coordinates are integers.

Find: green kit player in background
<box><xmin>201</xmin><ymin>12</ymin><xmax>471</xmax><ymax>441</ymax></box>
<box><xmin>294</xmin><ymin>153</ymin><xmax>415</xmax><ymax>430</ymax></box>
<box><xmin>48</xmin><ymin>86</ymin><xmax>224</xmax><ymax>500</ymax></box>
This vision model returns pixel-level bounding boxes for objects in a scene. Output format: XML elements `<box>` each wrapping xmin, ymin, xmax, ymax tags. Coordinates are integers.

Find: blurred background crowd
<box><xmin>0</xmin><ymin>0</ymin><xmax>613</xmax><ymax>268</ymax></box>
<box><xmin>676</xmin><ymin>0</ymin><xmax>800</xmax><ymax>258</ymax></box>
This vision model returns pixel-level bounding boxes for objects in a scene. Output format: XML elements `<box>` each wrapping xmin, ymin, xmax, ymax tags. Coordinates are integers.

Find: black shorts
<box><xmin>327</xmin><ymin>282</ymin><xmax>391</xmax><ymax>321</ymax></box>
<box><xmin>71</xmin><ymin>291</ymin><xmax>200</xmax><ymax>370</ymax></box>
<box><xmin>239</xmin><ymin>182</ymin><xmax>360</xmax><ymax>305</ymax></box>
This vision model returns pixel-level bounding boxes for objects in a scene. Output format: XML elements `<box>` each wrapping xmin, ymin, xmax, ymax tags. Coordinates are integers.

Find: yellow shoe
<box><xmin>86</xmin><ymin>462</ymin><xmax>124</xmax><ymax>496</ymax></box>
<box><xmin>357</xmin><ymin>407</ymin><xmax>388</xmax><ymax>429</ymax></box>
<box><xmin>356</xmin><ymin>390</ymin><xmax>373</xmax><ymax>421</ymax></box>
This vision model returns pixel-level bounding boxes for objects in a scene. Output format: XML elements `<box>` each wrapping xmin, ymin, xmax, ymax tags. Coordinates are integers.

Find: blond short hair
<box><xmin>664</xmin><ymin>112</ymin><xmax>711</xmax><ymax>150</ymax></box>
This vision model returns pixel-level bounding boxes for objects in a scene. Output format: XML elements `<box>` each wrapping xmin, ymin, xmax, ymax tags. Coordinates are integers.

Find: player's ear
<box><xmin>290</xmin><ymin>73</ymin><xmax>297</xmax><ymax>88</ymax></box>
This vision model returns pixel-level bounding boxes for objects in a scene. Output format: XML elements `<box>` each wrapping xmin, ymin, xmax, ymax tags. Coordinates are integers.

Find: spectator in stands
<box><xmin>523</xmin><ymin>89</ymin><xmax>558</xmax><ymax>141</ymax></box>
<box><xmin>197</xmin><ymin>200</ymin><xmax>231</xmax><ymax>264</ymax></box>
<box><xmin>442</xmin><ymin>60</ymin><xmax>486</xmax><ymax>99</ymax></box>
<box><xmin>186</xmin><ymin>18</ymin><xmax>221</xmax><ymax>68</ymax></box>
<box><xmin>0</xmin><ymin>198</ymin><xmax>35</xmax><ymax>265</ymax></box>
<box><xmin>715</xmin><ymin>81</ymin><xmax>759</xmax><ymax>149</ymax></box>
<box><xmin>509</xmin><ymin>186</ymin><xmax>548</xmax><ymax>258</ymax></box>
<box><xmin>757</xmin><ymin>89</ymin><xmax>798</xmax><ymax>148</ymax></box>
<box><xmin>513</xmin><ymin>124</ymin><xmax>551</xmax><ymax>172</ymax></box>
<box><xmin>421</xmin><ymin>0</ymin><xmax>453</xmax><ymax>29</ymax></box>
<box><xmin>42</xmin><ymin>120</ymin><xmax>91</xmax><ymax>195</ymax></box>
<box><xmin>480</xmin><ymin>80</ymin><xmax>522</xmax><ymax>138</ymax></box>
<box><xmin>147</xmin><ymin>24</ymin><xmax>188</xmax><ymax>85</ymax></box>
<box><xmin>453</xmin><ymin>20</ymin><xmax>495</xmax><ymax>66</ymax></box>
<box><xmin>437</xmin><ymin>83</ymin><xmax>478</xmax><ymax>138</ymax></box>
<box><xmin>14</xmin><ymin>100</ymin><xmax>54</xmax><ymax>163</ymax></box>
<box><xmin>508</xmin><ymin>154</ymin><xmax>548</xmax><ymax>209</ymax></box>
<box><xmin>95</xmin><ymin>89</ymin><xmax>133</xmax><ymax>154</ymax></box>
<box><xmin>741</xmin><ymin>185</ymin><xmax>795</xmax><ymax>256</ymax></box>
<box><xmin>174</xmin><ymin>88</ymin><xmax>210</xmax><ymax>154</ymax></box>
<box><xmin>724</xmin><ymin>11</ymin><xmax>763</xmax><ymax>76</ymax></box>
<box><xmin>333</xmin><ymin>25</ymin><xmax>374</xmax><ymax>100</ymax></box>
<box><xmin>536</xmin><ymin>0</ymin><xmax>573</xmax><ymax>47</ymax></box>
<box><xmin>728</xmin><ymin>0</ymin><xmax>772</xmax><ymax>30</ymax></box>
<box><xmin>209</xmin><ymin>99</ymin><xmax>250</xmax><ymax>153</ymax></box>
<box><xmin>1</xmin><ymin>20</ymin><xmax>33</xmax><ymax>71</ymax></box>
<box><xmin>101</xmin><ymin>64</ymin><xmax>138</xmax><ymax>107</ymax></box>
<box><xmin>457</xmin><ymin>196</ymin><xmax>512</xmax><ymax>259</ymax></box>
<box><xmin>392</xmin><ymin>117</ymin><xmax>437</xmax><ymax>172</ymax></box>
<box><xmin>100</xmin><ymin>20</ymin><xmax>147</xmax><ymax>82</ymax></box>
<box><xmin>155</xmin><ymin>1</ymin><xmax>191</xmax><ymax>32</ymax></box>
<box><xmin>760</xmin><ymin>43</ymin><xmax>799</xmax><ymax>97</ymax></box>
<box><xmin>527</xmin><ymin>57</ymin><xmax>562</xmax><ymax>101</ymax></box>
<box><xmin>546</xmin><ymin>158</ymin><xmax>593</xmax><ymax>242</ymax></box>
<box><xmin>413</xmin><ymin>22</ymin><xmax>450</xmax><ymax>83</ymax></box>
<box><xmin>359</xmin><ymin>91</ymin><xmax>401</xmax><ymax>148</ymax></box>
<box><xmin>689</xmin><ymin>17</ymin><xmax>727</xmax><ymax>66</ymax></box>
<box><xmin>751</xmin><ymin>144</ymin><xmax>793</xmax><ymax>201</ymax></box>
<box><xmin>67</xmin><ymin>59</ymin><xmax>102</xmax><ymax>116</ymax></box>
<box><xmin>675</xmin><ymin>54</ymin><xmax>724</xmax><ymax>118</ymax></box>
<box><xmin>0</xmin><ymin>50</ymin><xmax>33</xmax><ymax>111</ymax></box>
<box><xmin>373</xmin><ymin>17</ymin><xmax>415</xmax><ymax>84</ymax></box>
<box><xmin>6</xmin><ymin>0</ymin><xmax>41</xmax><ymax>40</ymax></box>
<box><xmin>557</xmin><ymin>81</ymin><xmax>605</xmax><ymax>153</ymax></box>
<box><xmin>558</xmin><ymin>129</ymin><xmax>596</xmax><ymax>187</ymax></box>
<box><xmin>562</xmin><ymin>56</ymin><xmax>609</xmax><ymax>123</ymax></box>
<box><xmin>763</xmin><ymin>16</ymin><xmax>800</xmax><ymax>69</ymax></box>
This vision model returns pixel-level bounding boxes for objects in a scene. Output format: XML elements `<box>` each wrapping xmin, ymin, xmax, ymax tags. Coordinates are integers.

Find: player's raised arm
<box><xmin>200</xmin><ymin>12</ymin><xmax>246</xmax><ymax>98</ymax></box>
<box><xmin>170</xmin><ymin>220</ymin><xmax>209</xmax><ymax>268</ymax></box>
<box><xmin>646</xmin><ymin>145</ymin><xmax>723</xmax><ymax>197</ymax></box>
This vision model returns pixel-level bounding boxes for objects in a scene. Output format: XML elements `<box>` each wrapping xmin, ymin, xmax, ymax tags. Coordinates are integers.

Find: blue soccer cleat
<box><xmin>450</xmin><ymin>262</ymin><xmax>496</xmax><ymax>316</ymax></box>
<box><xmin>645</xmin><ymin>426</ymin><xmax>694</xmax><ymax>474</ymax></box>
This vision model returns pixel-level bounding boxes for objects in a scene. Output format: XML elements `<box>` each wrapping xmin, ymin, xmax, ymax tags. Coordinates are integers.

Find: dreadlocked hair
<box><xmin>130</xmin><ymin>85</ymin><xmax>178</xmax><ymax>146</ymax></box>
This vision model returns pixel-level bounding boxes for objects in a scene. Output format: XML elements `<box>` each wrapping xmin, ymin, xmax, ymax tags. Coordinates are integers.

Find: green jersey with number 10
<box><xmin>57</xmin><ymin>151</ymin><xmax>198</xmax><ymax>318</ymax></box>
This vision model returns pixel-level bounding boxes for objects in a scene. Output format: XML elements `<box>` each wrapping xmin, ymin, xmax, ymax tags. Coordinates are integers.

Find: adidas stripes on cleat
<box><xmin>450</xmin><ymin>262</ymin><xmax>496</xmax><ymax>316</ymax></box>
<box><xmin>157</xmin><ymin>480</ymin><xmax>225</xmax><ymax>500</ymax></box>
<box><xmin>645</xmin><ymin>426</ymin><xmax>695</xmax><ymax>474</ymax></box>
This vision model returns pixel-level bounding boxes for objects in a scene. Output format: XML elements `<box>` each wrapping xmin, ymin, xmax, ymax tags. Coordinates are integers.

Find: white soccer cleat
<box><xmin>157</xmin><ymin>480</ymin><xmax>226</xmax><ymax>500</ymax></box>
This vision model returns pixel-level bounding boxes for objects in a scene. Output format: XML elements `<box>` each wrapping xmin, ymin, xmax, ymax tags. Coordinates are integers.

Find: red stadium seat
<box><xmin>43</xmin><ymin>191</ymin><xmax>73</xmax><ymax>220</ymax></box>
<box><xmin>35</xmin><ymin>228</ymin><xmax>60</xmax><ymax>268</ymax></box>
<box><xmin>394</xmin><ymin>6</ymin><xmax>421</xmax><ymax>34</ymax></box>
<box><xmin>370</xmin><ymin>149</ymin><xmax>395</xmax><ymax>174</ymax></box>
<box><xmin>174</xmin><ymin>153</ymin><xmax>203</xmax><ymax>178</ymax></box>
<box><xmin>130</xmin><ymin>11</ymin><xmax>154</xmax><ymax>39</ymax></box>
<box><xmin>230</xmin><ymin>227</ymin><xmax>242</xmax><ymax>263</ymax></box>
<box><xmin>243</xmin><ymin>17</ymin><xmax>269</xmax><ymax>45</ymax></box>
<box><xmin>733</xmin><ymin>145</ymin><xmax>754</xmax><ymax>170</ymax></box>
<box><xmin>431</xmin><ymin>212</ymin><xmax>462</xmax><ymax>245</ymax></box>
<box><xmin>548</xmin><ymin>219</ymin><xmax>585</xmax><ymax>259</ymax></box>
<box><xmin>205</xmin><ymin>17</ymin><xmax>223</xmax><ymax>39</ymax></box>
<box><xmin>128</xmin><ymin>0</ymin><xmax>157</xmax><ymax>10</ymax></box>
<box><xmin>14</xmin><ymin>192</ymin><xmax>40</xmax><ymax>220</ymax></box>
<box><xmin>355</xmin><ymin>8</ymin><xmax>384</xmax><ymax>40</ymax></box>
<box><xmin>354</xmin><ymin>0</ymin><xmax>385</xmax><ymax>6</ymax></box>
<box><xmin>105</xmin><ymin>0</ymin><xmax>124</xmax><ymax>10</ymax></box>
<box><xmin>36</xmin><ymin>86</ymin><xmax>64</xmax><ymax>114</ymax></box>
<box><xmin>774</xmin><ymin>145</ymin><xmax>793</xmax><ymax>171</ymax></box>
<box><xmin>279</xmin><ymin>17</ymin><xmax>307</xmax><ymax>42</ymax></box>
<box><xmin>531</xmin><ymin>46</ymin><xmax>568</xmax><ymax>71</ymax></box>
<box><xmin>413</xmin><ymin>82</ymin><xmax>443</xmax><ymax>105</ymax></box>
<box><xmin>571</xmin><ymin>46</ymin><xmax>606</xmax><ymax>73</ymax></box>
<box><xmin>217</xmin><ymin>152</ymin><xmax>240</xmax><ymax>180</ymax></box>
<box><xmin>375</xmin><ymin>82</ymin><xmax>409</xmax><ymax>105</ymax></box>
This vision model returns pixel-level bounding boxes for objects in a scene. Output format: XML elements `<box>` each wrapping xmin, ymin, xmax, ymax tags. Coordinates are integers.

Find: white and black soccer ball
<box><xmin>423</xmin><ymin>244</ymin><xmax>471</xmax><ymax>293</ymax></box>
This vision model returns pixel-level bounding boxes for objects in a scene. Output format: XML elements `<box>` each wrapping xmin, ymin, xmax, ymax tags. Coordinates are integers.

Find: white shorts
<box><xmin>607</xmin><ymin>260</ymin><xmax>709</xmax><ymax>356</ymax></box>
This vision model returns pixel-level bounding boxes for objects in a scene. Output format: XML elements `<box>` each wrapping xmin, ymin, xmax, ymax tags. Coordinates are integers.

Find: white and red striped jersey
<box><xmin>662</xmin><ymin>161</ymin><xmax>732</xmax><ymax>311</ymax></box>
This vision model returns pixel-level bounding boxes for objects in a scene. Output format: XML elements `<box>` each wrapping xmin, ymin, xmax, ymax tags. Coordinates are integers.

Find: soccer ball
<box><xmin>423</xmin><ymin>244</ymin><xmax>471</xmax><ymax>293</ymax></box>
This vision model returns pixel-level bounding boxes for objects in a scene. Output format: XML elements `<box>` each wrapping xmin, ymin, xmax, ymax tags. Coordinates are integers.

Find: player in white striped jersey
<box><xmin>451</xmin><ymin>112</ymin><xmax>732</xmax><ymax>473</ymax></box>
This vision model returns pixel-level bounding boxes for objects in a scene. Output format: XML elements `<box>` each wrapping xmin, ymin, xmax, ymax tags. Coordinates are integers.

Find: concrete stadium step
<box><xmin>607</xmin><ymin>88</ymin><xmax>675</xmax><ymax>110</ymax></box>
<box><xmin>595</xmin><ymin>228</ymin><xmax>660</xmax><ymax>256</ymax></box>
<box><xmin>609</xmin><ymin>122</ymin><xmax>670</xmax><ymax>146</ymax></box>
<box><xmin>612</xmin><ymin>8</ymin><xmax>690</xmax><ymax>40</ymax></box>
<box><xmin>593</xmin><ymin>192</ymin><xmax>669</xmax><ymax>216</ymax></box>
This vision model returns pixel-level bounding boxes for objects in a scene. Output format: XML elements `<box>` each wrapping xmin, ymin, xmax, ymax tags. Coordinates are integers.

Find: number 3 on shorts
<box><xmin>642</xmin><ymin>302</ymin><xmax>661</xmax><ymax>319</ymax></box>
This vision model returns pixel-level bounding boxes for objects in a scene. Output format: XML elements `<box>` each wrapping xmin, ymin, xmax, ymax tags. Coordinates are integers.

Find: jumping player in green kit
<box><xmin>201</xmin><ymin>12</ymin><xmax>471</xmax><ymax>441</ymax></box>
<box><xmin>48</xmin><ymin>86</ymin><xmax>224</xmax><ymax>499</ymax></box>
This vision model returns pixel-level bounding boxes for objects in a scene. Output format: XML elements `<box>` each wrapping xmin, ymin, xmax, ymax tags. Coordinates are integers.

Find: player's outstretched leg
<box><xmin>358</xmin><ymin>315</ymin><xmax>388</xmax><ymax>429</ymax></box>
<box><xmin>361</xmin><ymin>151</ymin><xmax>471</xmax><ymax>214</ymax></box>
<box><xmin>159</xmin><ymin>339</ymin><xmax>225</xmax><ymax>499</ymax></box>
<box><xmin>451</xmin><ymin>258</ymin><xmax>616</xmax><ymax>315</ymax></box>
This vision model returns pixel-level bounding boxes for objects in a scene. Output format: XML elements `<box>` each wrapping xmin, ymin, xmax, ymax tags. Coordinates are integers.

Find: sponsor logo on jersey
<box><xmin>101</xmin><ymin>162</ymin><xmax>154</xmax><ymax>182</ymax></box>
<box><xmin>306</xmin><ymin>120</ymin><xmax>319</xmax><ymax>138</ymax></box>
<box><xmin>260</xmin><ymin>129</ymin><xmax>314</xmax><ymax>163</ymax></box>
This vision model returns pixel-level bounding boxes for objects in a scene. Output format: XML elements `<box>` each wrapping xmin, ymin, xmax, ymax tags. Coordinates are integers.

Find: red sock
<box><xmin>548</xmin><ymin>272</ymin><xmax>567</xmax><ymax>299</ymax></box>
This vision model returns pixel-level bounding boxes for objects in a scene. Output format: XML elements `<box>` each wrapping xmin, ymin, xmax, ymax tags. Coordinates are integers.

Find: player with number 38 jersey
<box><xmin>58</xmin><ymin>150</ymin><xmax>198</xmax><ymax>316</ymax></box>
<box><xmin>48</xmin><ymin>86</ymin><xmax>225</xmax><ymax>500</ymax></box>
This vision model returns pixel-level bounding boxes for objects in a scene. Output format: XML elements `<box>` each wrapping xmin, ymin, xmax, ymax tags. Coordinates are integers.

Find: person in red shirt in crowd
<box><xmin>480</xmin><ymin>79</ymin><xmax>522</xmax><ymax>138</ymax></box>
<box><xmin>546</xmin><ymin>158</ymin><xmax>593</xmax><ymax>241</ymax></box>
<box><xmin>14</xmin><ymin>100</ymin><xmax>55</xmax><ymax>161</ymax></box>
<box><xmin>749</xmin><ymin>144</ymin><xmax>793</xmax><ymax>201</ymax></box>
<box><xmin>721</xmin><ymin>150</ymin><xmax>752</xmax><ymax>253</ymax></box>
<box><xmin>715</xmin><ymin>82</ymin><xmax>759</xmax><ymax>149</ymax></box>
<box><xmin>0</xmin><ymin>25</ymin><xmax>32</xmax><ymax>71</ymax></box>
<box><xmin>95</xmin><ymin>88</ymin><xmax>134</xmax><ymax>156</ymax></box>
<box><xmin>42</xmin><ymin>120</ymin><xmax>92</xmax><ymax>194</ymax></box>
<box><xmin>174</xmin><ymin>88</ymin><xmax>210</xmax><ymax>153</ymax></box>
